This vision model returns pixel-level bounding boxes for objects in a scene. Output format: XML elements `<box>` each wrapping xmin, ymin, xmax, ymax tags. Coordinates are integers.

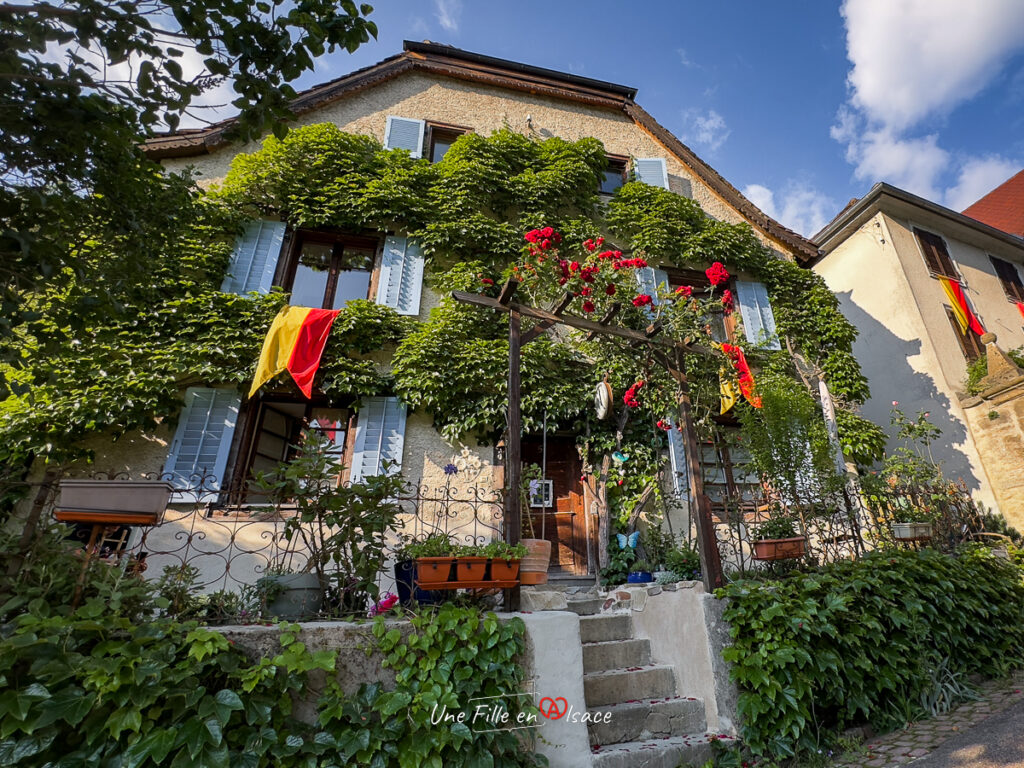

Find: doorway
<box><xmin>521</xmin><ymin>435</ymin><xmax>592</xmax><ymax>575</ymax></box>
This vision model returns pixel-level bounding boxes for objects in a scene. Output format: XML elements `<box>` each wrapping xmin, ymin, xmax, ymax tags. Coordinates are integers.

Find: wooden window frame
<box><xmin>425</xmin><ymin>121</ymin><xmax>472</xmax><ymax>163</ymax></box>
<box><xmin>913</xmin><ymin>227</ymin><xmax>959</xmax><ymax>280</ymax></box>
<box><xmin>277</xmin><ymin>230</ymin><xmax>383</xmax><ymax>309</ymax></box>
<box><xmin>599</xmin><ymin>154</ymin><xmax>628</xmax><ymax>196</ymax></box>
<box><xmin>663</xmin><ymin>266</ymin><xmax>739</xmax><ymax>342</ymax></box>
<box><xmin>989</xmin><ymin>255</ymin><xmax>1024</xmax><ymax>304</ymax></box>
<box><xmin>945</xmin><ymin>307</ymin><xmax>985</xmax><ymax>362</ymax></box>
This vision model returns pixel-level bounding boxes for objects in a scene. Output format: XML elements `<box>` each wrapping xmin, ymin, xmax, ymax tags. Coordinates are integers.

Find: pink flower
<box><xmin>369</xmin><ymin>592</ymin><xmax>399</xmax><ymax>616</ymax></box>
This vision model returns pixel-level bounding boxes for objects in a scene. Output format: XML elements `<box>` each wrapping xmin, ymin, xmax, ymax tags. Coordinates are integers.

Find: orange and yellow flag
<box><xmin>249</xmin><ymin>305</ymin><xmax>341</xmax><ymax>399</ymax></box>
<box><xmin>939</xmin><ymin>278</ymin><xmax>985</xmax><ymax>336</ymax></box>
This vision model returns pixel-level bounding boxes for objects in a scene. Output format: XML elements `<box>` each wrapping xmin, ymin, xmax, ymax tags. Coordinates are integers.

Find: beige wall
<box><xmin>814</xmin><ymin>212</ymin><xmax>998</xmax><ymax>510</ymax></box>
<box><xmin>962</xmin><ymin>380</ymin><xmax>1024</xmax><ymax>529</ymax></box>
<box><xmin>163</xmin><ymin>71</ymin><xmax>792</xmax><ymax>259</ymax></box>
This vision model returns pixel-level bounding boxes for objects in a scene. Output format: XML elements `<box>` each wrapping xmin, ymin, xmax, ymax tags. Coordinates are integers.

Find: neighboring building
<box><xmin>963</xmin><ymin>168</ymin><xmax>1024</xmax><ymax>238</ymax></box>
<box><xmin>85</xmin><ymin>41</ymin><xmax>816</xmax><ymax>580</ymax></box>
<box><xmin>813</xmin><ymin>182</ymin><xmax>1024</xmax><ymax>525</ymax></box>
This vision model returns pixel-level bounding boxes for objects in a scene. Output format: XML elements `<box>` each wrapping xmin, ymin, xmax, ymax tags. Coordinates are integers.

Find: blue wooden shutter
<box><xmin>735</xmin><ymin>280</ymin><xmax>781</xmax><ymax>350</ymax></box>
<box><xmin>221</xmin><ymin>220</ymin><xmax>286</xmax><ymax>295</ymax></box>
<box><xmin>666</xmin><ymin>421</ymin><xmax>689</xmax><ymax>497</ymax></box>
<box><xmin>349</xmin><ymin>396</ymin><xmax>407</xmax><ymax>482</ymax></box>
<box><xmin>163</xmin><ymin>387</ymin><xmax>240</xmax><ymax>493</ymax></box>
<box><xmin>634</xmin><ymin>158</ymin><xmax>669</xmax><ymax>189</ymax></box>
<box><xmin>376</xmin><ymin>236</ymin><xmax>425</xmax><ymax>316</ymax></box>
<box><xmin>635</xmin><ymin>267</ymin><xmax>670</xmax><ymax>304</ymax></box>
<box><xmin>384</xmin><ymin>116</ymin><xmax>426</xmax><ymax>158</ymax></box>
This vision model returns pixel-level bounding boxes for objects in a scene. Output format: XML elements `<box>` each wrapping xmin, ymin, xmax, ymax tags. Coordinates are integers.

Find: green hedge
<box><xmin>718</xmin><ymin>547</ymin><xmax>1024</xmax><ymax>758</ymax></box>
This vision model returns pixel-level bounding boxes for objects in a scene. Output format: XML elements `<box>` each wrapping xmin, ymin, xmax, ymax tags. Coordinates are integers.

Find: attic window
<box><xmin>913</xmin><ymin>227</ymin><xmax>958</xmax><ymax>280</ymax></box>
<box><xmin>599</xmin><ymin>157</ymin><xmax>627</xmax><ymax>195</ymax></box>
<box><xmin>426</xmin><ymin>122</ymin><xmax>471</xmax><ymax>163</ymax></box>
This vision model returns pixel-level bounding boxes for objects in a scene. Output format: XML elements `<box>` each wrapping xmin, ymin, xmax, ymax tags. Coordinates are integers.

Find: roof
<box><xmin>142</xmin><ymin>41</ymin><xmax>816</xmax><ymax>262</ymax></box>
<box><xmin>961</xmin><ymin>168</ymin><xmax>1024</xmax><ymax>238</ymax></box>
<box><xmin>811</xmin><ymin>182</ymin><xmax>1024</xmax><ymax>264</ymax></box>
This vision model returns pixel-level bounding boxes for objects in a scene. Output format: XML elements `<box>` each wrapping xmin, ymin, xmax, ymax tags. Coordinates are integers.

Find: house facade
<box><xmin>70</xmin><ymin>41</ymin><xmax>815</xmax><ymax>581</ymax></box>
<box><xmin>813</xmin><ymin>183</ymin><xmax>1024</xmax><ymax>526</ymax></box>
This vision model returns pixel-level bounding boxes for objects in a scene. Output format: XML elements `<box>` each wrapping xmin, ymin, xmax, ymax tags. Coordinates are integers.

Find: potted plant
<box><xmin>519</xmin><ymin>465</ymin><xmax>552</xmax><ymax>585</ymax></box>
<box><xmin>454</xmin><ymin>543</ymin><xmax>489</xmax><ymax>582</ymax></box>
<box><xmin>627</xmin><ymin>559</ymin><xmax>654</xmax><ymax>583</ymax></box>
<box><xmin>255</xmin><ymin>567</ymin><xmax>323</xmax><ymax>621</ymax></box>
<box><xmin>482</xmin><ymin>540</ymin><xmax>527</xmax><ymax>582</ymax></box>
<box><xmin>750</xmin><ymin>514</ymin><xmax>807</xmax><ymax>561</ymax></box>
<box><xmin>403</xmin><ymin>533</ymin><xmax>457</xmax><ymax>586</ymax></box>
<box><xmin>892</xmin><ymin>506</ymin><xmax>935</xmax><ymax>541</ymax></box>
<box><xmin>251</xmin><ymin>431</ymin><xmax>407</xmax><ymax>619</ymax></box>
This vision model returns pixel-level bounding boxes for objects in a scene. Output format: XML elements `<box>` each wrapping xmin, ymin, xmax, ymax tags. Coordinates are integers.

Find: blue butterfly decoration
<box><xmin>616</xmin><ymin>531</ymin><xmax>640</xmax><ymax>550</ymax></box>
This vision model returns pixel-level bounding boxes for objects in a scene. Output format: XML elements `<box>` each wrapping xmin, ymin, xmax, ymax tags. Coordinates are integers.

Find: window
<box><xmin>599</xmin><ymin>157</ymin><xmax>627</xmax><ymax>195</ymax></box>
<box><xmin>913</xmin><ymin>227</ymin><xmax>958</xmax><ymax>279</ymax></box>
<box><xmin>285</xmin><ymin>232</ymin><xmax>378</xmax><ymax>310</ymax></box>
<box><xmin>163</xmin><ymin>387</ymin><xmax>241</xmax><ymax>496</ymax></box>
<box><xmin>946</xmin><ymin>307</ymin><xmax>985</xmax><ymax>361</ymax></box>
<box><xmin>699</xmin><ymin>426</ymin><xmax>764</xmax><ymax>523</ymax></box>
<box><xmin>664</xmin><ymin>267</ymin><xmax>737</xmax><ymax>343</ymax></box>
<box><xmin>990</xmin><ymin>255</ymin><xmax>1024</xmax><ymax>303</ymax></box>
<box><xmin>426</xmin><ymin>123</ymin><xmax>470</xmax><ymax>163</ymax></box>
<box><xmin>221</xmin><ymin>220</ymin><xmax>286</xmax><ymax>296</ymax></box>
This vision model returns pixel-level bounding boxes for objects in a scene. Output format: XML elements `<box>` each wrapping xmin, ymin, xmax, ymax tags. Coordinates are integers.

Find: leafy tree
<box><xmin>0</xmin><ymin>0</ymin><xmax>377</xmax><ymax>389</ymax></box>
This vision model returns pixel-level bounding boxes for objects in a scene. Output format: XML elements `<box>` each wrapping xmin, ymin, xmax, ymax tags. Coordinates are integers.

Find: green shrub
<box><xmin>718</xmin><ymin>547</ymin><xmax>1024</xmax><ymax>759</ymax></box>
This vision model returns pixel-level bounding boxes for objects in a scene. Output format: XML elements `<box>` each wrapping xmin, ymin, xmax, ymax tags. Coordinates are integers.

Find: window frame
<box><xmin>989</xmin><ymin>255</ymin><xmax>1024</xmax><ymax>304</ymax></box>
<box><xmin>663</xmin><ymin>266</ymin><xmax>739</xmax><ymax>343</ymax></box>
<box><xmin>945</xmin><ymin>306</ymin><xmax>985</xmax><ymax>362</ymax></box>
<box><xmin>599</xmin><ymin>154</ymin><xmax>628</xmax><ymax>196</ymax></box>
<box><xmin>425</xmin><ymin>121</ymin><xmax>472</xmax><ymax>163</ymax></box>
<box><xmin>912</xmin><ymin>226</ymin><xmax>959</xmax><ymax>280</ymax></box>
<box><xmin>278</xmin><ymin>229</ymin><xmax>383</xmax><ymax>310</ymax></box>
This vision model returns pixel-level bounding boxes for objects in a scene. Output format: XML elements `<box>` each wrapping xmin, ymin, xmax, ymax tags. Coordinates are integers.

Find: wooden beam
<box><xmin>522</xmin><ymin>292</ymin><xmax>574</xmax><ymax>345</ymax></box>
<box><xmin>452</xmin><ymin>290</ymin><xmax>714</xmax><ymax>356</ymax></box>
<box><xmin>504</xmin><ymin>309</ymin><xmax>522</xmax><ymax>611</ymax></box>
<box><xmin>586</xmin><ymin>303</ymin><xmax>621</xmax><ymax>340</ymax></box>
<box><xmin>497</xmin><ymin>278</ymin><xmax>518</xmax><ymax>305</ymax></box>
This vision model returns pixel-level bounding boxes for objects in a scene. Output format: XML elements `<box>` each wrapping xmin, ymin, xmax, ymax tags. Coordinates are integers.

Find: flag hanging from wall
<box><xmin>718</xmin><ymin>367</ymin><xmax>739</xmax><ymax>415</ymax></box>
<box><xmin>249</xmin><ymin>305</ymin><xmax>341</xmax><ymax>399</ymax></box>
<box><xmin>714</xmin><ymin>342</ymin><xmax>762</xmax><ymax>410</ymax></box>
<box><xmin>939</xmin><ymin>278</ymin><xmax>985</xmax><ymax>335</ymax></box>
<box><xmin>1017</xmin><ymin>302</ymin><xmax>1024</xmax><ymax>323</ymax></box>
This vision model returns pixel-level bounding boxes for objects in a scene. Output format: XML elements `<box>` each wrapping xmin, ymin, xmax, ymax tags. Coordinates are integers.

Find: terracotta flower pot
<box><xmin>416</xmin><ymin>557</ymin><xmax>455</xmax><ymax>585</ymax></box>
<box><xmin>455</xmin><ymin>556</ymin><xmax>488</xmax><ymax>582</ymax></box>
<box><xmin>489</xmin><ymin>558</ymin><xmax>521</xmax><ymax>582</ymax></box>
<box><xmin>520</xmin><ymin>539</ymin><xmax>552</xmax><ymax>585</ymax></box>
<box><xmin>751</xmin><ymin>536</ymin><xmax>807</xmax><ymax>561</ymax></box>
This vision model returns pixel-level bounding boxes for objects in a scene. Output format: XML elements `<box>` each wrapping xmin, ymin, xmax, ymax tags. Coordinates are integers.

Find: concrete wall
<box><xmin>220</xmin><ymin>611</ymin><xmax>591</xmax><ymax>768</ymax></box>
<box><xmin>629</xmin><ymin>583</ymin><xmax>738</xmax><ymax>735</ymax></box>
<box><xmin>814</xmin><ymin>212</ymin><xmax>998</xmax><ymax>510</ymax></box>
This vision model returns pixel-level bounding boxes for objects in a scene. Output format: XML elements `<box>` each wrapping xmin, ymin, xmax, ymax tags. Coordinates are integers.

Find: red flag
<box><xmin>249</xmin><ymin>306</ymin><xmax>341</xmax><ymax>399</ymax></box>
<box><xmin>720</xmin><ymin>343</ymin><xmax>762</xmax><ymax>408</ymax></box>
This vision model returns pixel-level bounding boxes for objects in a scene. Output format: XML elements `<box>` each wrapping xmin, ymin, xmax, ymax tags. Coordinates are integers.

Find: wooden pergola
<box><xmin>452</xmin><ymin>280</ymin><xmax>725</xmax><ymax>604</ymax></box>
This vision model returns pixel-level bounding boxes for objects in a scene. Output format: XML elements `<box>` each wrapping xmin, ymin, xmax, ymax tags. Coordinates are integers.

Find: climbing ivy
<box><xmin>1</xmin><ymin>122</ymin><xmax>884</xmax><ymax>488</ymax></box>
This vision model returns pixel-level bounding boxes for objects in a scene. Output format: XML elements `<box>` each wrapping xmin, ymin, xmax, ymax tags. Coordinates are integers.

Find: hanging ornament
<box><xmin>594</xmin><ymin>381</ymin><xmax>612</xmax><ymax>420</ymax></box>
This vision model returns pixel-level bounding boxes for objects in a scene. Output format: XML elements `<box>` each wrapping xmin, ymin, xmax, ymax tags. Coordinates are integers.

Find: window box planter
<box><xmin>892</xmin><ymin>522</ymin><xmax>933</xmax><ymax>541</ymax></box>
<box><xmin>415</xmin><ymin>557</ymin><xmax>456</xmax><ymax>585</ymax></box>
<box><xmin>489</xmin><ymin>558</ymin><xmax>521</xmax><ymax>582</ymax></box>
<box><xmin>520</xmin><ymin>539</ymin><xmax>552</xmax><ymax>585</ymax></box>
<box><xmin>54</xmin><ymin>479</ymin><xmax>172</xmax><ymax>525</ymax></box>
<box><xmin>455</xmin><ymin>556</ymin><xmax>489</xmax><ymax>582</ymax></box>
<box><xmin>751</xmin><ymin>536</ymin><xmax>807</xmax><ymax>561</ymax></box>
<box><xmin>627</xmin><ymin>570</ymin><xmax>653</xmax><ymax>584</ymax></box>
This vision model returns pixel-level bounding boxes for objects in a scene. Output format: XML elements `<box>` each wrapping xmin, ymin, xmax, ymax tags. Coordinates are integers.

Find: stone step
<box><xmin>591</xmin><ymin>734</ymin><xmax>731</xmax><ymax>768</ymax></box>
<box><xmin>566</xmin><ymin>597</ymin><xmax>604</xmax><ymax>616</ymax></box>
<box><xmin>580</xmin><ymin>613</ymin><xmax>632</xmax><ymax>644</ymax></box>
<box><xmin>583</xmin><ymin>638</ymin><xmax>651</xmax><ymax>673</ymax></box>
<box><xmin>583</xmin><ymin>665</ymin><xmax>676</xmax><ymax>708</ymax></box>
<box><xmin>587</xmin><ymin>697</ymin><xmax>706</xmax><ymax>747</ymax></box>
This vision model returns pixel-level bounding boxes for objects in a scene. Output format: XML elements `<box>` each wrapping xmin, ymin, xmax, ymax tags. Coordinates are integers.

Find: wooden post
<box><xmin>505</xmin><ymin>309</ymin><xmax>522</xmax><ymax>611</ymax></box>
<box><xmin>672</xmin><ymin>350</ymin><xmax>724</xmax><ymax>591</ymax></box>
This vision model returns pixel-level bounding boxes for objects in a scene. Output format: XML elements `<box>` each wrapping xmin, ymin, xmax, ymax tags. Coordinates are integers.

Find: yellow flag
<box><xmin>719</xmin><ymin>367</ymin><xmax>739</xmax><ymax>415</ymax></box>
<box><xmin>248</xmin><ymin>306</ymin><xmax>313</xmax><ymax>398</ymax></box>
<box><xmin>940</xmin><ymin>278</ymin><xmax>968</xmax><ymax>334</ymax></box>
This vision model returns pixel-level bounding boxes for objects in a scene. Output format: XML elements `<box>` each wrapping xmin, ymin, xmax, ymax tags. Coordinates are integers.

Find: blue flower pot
<box><xmin>394</xmin><ymin>560</ymin><xmax>443</xmax><ymax>606</ymax></box>
<box><xmin>627</xmin><ymin>571</ymin><xmax>653</xmax><ymax>584</ymax></box>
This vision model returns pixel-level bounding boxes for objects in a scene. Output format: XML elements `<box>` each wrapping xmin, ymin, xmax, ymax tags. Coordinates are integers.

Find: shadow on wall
<box><xmin>835</xmin><ymin>291</ymin><xmax>981</xmax><ymax>493</ymax></box>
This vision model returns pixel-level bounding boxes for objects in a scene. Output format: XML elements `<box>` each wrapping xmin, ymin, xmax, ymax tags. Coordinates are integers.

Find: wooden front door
<box><xmin>522</xmin><ymin>436</ymin><xmax>591</xmax><ymax>575</ymax></box>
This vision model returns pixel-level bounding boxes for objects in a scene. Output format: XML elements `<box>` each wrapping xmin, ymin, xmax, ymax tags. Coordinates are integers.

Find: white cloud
<box><xmin>434</xmin><ymin>0</ymin><xmax>463</xmax><ymax>33</ymax></box>
<box><xmin>676</xmin><ymin>48</ymin><xmax>696</xmax><ymax>68</ymax></box>
<box><xmin>680</xmin><ymin>109</ymin><xmax>730</xmax><ymax>152</ymax></box>
<box><xmin>742</xmin><ymin>181</ymin><xmax>838</xmax><ymax>237</ymax></box>
<box><xmin>833</xmin><ymin>0</ymin><xmax>1024</xmax><ymax>203</ymax></box>
<box><xmin>842</xmin><ymin>0</ymin><xmax>1024</xmax><ymax>132</ymax></box>
<box><xmin>944</xmin><ymin>155</ymin><xmax>1018</xmax><ymax>210</ymax></box>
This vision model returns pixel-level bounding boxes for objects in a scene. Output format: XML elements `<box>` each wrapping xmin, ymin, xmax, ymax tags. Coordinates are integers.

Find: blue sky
<box><xmin>213</xmin><ymin>1</ymin><xmax>1024</xmax><ymax>237</ymax></box>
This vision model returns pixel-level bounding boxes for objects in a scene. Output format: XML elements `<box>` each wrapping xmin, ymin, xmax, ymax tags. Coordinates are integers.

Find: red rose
<box><xmin>721</xmin><ymin>289</ymin><xmax>734</xmax><ymax>315</ymax></box>
<box><xmin>675</xmin><ymin>285</ymin><xmax>692</xmax><ymax>297</ymax></box>
<box><xmin>570</xmin><ymin>261</ymin><xmax>580</xmax><ymax>273</ymax></box>
<box><xmin>605</xmin><ymin>283</ymin><xmax>616</xmax><ymax>296</ymax></box>
<box><xmin>540</xmin><ymin>226</ymin><xmax>554</xmax><ymax>238</ymax></box>
<box><xmin>525</xmin><ymin>229</ymin><xmax>540</xmax><ymax>243</ymax></box>
<box><xmin>553</xmin><ymin>232</ymin><xmax>562</xmax><ymax>243</ymax></box>
<box><xmin>632</xmin><ymin>294</ymin><xmax>653</xmax><ymax>307</ymax></box>
<box><xmin>596</xmin><ymin>237</ymin><xmax>605</xmax><ymax>246</ymax></box>
<box><xmin>705</xmin><ymin>262</ymin><xmax>730</xmax><ymax>286</ymax></box>
<box><xmin>540</xmin><ymin>239</ymin><xmax>551</xmax><ymax>250</ymax></box>
<box><xmin>582</xmin><ymin>300</ymin><xmax>595</xmax><ymax>313</ymax></box>
<box><xmin>481</xmin><ymin>277</ymin><xmax>494</xmax><ymax>285</ymax></box>
<box><xmin>558</xmin><ymin>277</ymin><xmax>567</xmax><ymax>285</ymax></box>
<box><xmin>581</xmin><ymin>285</ymin><xmax>592</xmax><ymax>296</ymax></box>
<box><xmin>584</xmin><ymin>239</ymin><xmax>596</xmax><ymax>251</ymax></box>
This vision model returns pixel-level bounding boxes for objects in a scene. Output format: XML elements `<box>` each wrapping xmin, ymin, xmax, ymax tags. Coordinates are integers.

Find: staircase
<box><xmin>564</xmin><ymin>594</ymin><xmax>729</xmax><ymax>768</ymax></box>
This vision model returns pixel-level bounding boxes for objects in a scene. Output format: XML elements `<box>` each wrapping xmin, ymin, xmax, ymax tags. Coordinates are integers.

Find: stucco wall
<box><xmin>962</xmin><ymin>378</ymin><xmax>1024</xmax><ymax>529</ymax></box>
<box><xmin>162</xmin><ymin>71</ymin><xmax>792</xmax><ymax>259</ymax></box>
<box><xmin>813</xmin><ymin>212</ymin><xmax>998</xmax><ymax>509</ymax></box>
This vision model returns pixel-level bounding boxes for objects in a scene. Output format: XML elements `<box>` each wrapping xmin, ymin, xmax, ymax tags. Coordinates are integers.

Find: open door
<box><xmin>521</xmin><ymin>435</ymin><xmax>591</xmax><ymax>575</ymax></box>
